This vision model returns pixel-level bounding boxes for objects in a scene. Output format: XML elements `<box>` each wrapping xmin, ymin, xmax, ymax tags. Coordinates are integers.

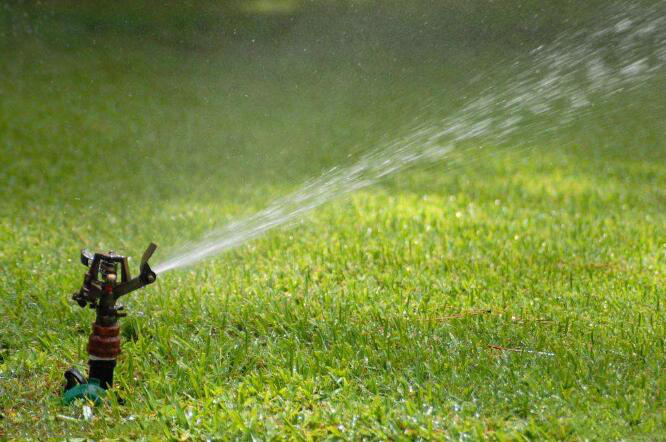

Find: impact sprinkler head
<box><xmin>63</xmin><ymin>243</ymin><xmax>158</xmax><ymax>405</ymax></box>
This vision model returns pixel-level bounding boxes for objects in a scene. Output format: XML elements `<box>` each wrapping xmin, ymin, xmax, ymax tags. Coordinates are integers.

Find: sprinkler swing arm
<box><xmin>73</xmin><ymin>243</ymin><xmax>158</xmax><ymax>308</ymax></box>
<box><xmin>63</xmin><ymin>243</ymin><xmax>158</xmax><ymax>405</ymax></box>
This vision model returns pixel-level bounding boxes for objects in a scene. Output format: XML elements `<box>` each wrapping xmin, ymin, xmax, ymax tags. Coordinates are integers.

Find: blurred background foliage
<box><xmin>2</xmin><ymin>0</ymin><xmax>611</xmax><ymax>53</ymax></box>
<box><xmin>0</xmin><ymin>0</ymin><xmax>656</xmax><ymax>217</ymax></box>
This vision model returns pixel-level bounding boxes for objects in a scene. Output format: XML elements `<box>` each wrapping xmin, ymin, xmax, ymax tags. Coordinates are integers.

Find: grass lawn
<box><xmin>1</xmin><ymin>2</ymin><xmax>666</xmax><ymax>439</ymax></box>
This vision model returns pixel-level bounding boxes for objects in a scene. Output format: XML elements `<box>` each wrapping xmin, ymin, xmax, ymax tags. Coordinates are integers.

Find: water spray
<box><xmin>154</xmin><ymin>3</ymin><xmax>666</xmax><ymax>274</ymax></box>
<box><xmin>63</xmin><ymin>244</ymin><xmax>158</xmax><ymax>404</ymax></box>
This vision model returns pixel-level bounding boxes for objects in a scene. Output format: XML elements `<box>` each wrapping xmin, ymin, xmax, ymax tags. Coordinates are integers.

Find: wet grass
<box><xmin>1</xmin><ymin>4</ymin><xmax>666</xmax><ymax>440</ymax></box>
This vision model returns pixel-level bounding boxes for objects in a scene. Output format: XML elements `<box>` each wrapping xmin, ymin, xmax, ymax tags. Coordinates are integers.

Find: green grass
<box><xmin>1</xmin><ymin>3</ymin><xmax>666</xmax><ymax>440</ymax></box>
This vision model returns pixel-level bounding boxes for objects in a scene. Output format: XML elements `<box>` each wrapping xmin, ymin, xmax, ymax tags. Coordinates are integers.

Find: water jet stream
<box><xmin>154</xmin><ymin>3</ymin><xmax>666</xmax><ymax>274</ymax></box>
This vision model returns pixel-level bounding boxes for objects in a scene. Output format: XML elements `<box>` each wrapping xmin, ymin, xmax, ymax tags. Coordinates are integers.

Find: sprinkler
<box><xmin>63</xmin><ymin>243</ymin><xmax>158</xmax><ymax>405</ymax></box>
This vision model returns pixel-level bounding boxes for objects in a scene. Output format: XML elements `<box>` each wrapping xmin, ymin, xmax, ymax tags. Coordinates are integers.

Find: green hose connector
<box><xmin>62</xmin><ymin>378</ymin><xmax>106</xmax><ymax>405</ymax></box>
